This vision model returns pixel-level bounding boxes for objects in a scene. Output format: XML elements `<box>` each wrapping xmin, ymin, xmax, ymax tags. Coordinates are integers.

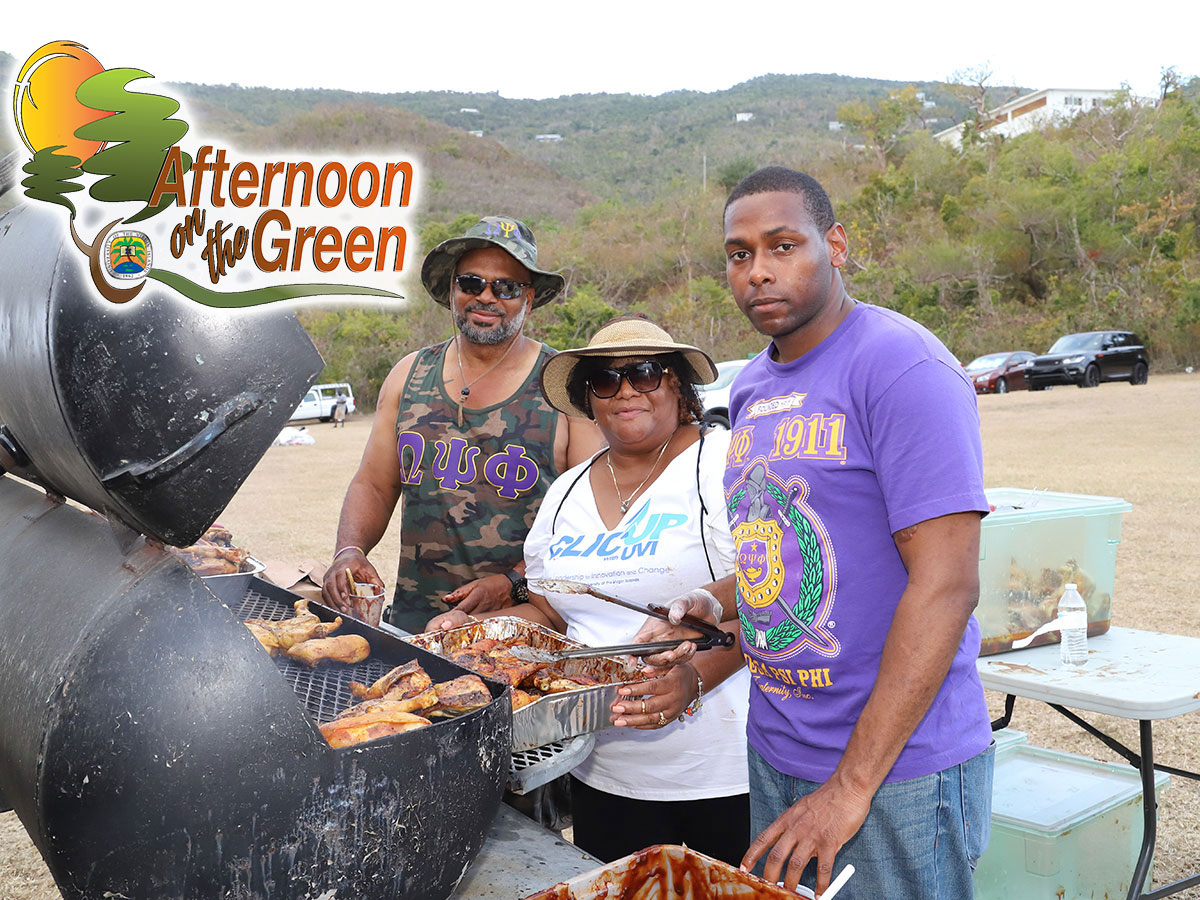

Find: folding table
<box><xmin>977</xmin><ymin>626</ymin><xmax>1200</xmax><ymax>900</ymax></box>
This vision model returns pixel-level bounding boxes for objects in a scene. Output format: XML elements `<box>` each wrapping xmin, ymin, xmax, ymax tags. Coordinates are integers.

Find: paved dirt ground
<box><xmin>2</xmin><ymin>373</ymin><xmax>1197</xmax><ymax>899</ymax></box>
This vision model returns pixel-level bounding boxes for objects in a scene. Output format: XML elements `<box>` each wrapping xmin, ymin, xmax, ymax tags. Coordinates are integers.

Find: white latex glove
<box><xmin>631</xmin><ymin>588</ymin><xmax>725</xmax><ymax>669</ymax></box>
<box><xmin>665</xmin><ymin>587</ymin><xmax>723</xmax><ymax>626</ymax></box>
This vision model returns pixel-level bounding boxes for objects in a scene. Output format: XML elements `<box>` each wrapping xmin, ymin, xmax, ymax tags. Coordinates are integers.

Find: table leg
<box><xmin>990</xmin><ymin>694</ymin><xmax>1016</xmax><ymax>731</ymax></box>
<box><xmin>1127</xmin><ymin>719</ymin><xmax>1156</xmax><ymax>900</ymax></box>
<box><xmin>1125</xmin><ymin>720</ymin><xmax>1200</xmax><ymax>900</ymax></box>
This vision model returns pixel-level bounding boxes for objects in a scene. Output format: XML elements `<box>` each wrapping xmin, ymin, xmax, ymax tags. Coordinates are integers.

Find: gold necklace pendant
<box><xmin>606</xmin><ymin>435</ymin><xmax>672</xmax><ymax>515</ymax></box>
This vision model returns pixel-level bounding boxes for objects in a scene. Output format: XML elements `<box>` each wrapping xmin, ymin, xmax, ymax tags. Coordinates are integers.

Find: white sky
<box><xmin>4</xmin><ymin>1</ymin><xmax>1196</xmax><ymax>102</ymax></box>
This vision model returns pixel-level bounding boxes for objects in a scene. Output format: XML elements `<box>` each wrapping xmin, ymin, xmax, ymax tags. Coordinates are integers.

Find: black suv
<box><xmin>1025</xmin><ymin>331</ymin><xmax>1150</xmax><ymax>390</ymax></box>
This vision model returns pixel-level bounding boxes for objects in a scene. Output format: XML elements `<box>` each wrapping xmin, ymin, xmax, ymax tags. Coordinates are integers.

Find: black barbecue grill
<box><xmin>0</xmin><ymin>199</ymin><xmax>513</xmax><ymax>900</ymax></box>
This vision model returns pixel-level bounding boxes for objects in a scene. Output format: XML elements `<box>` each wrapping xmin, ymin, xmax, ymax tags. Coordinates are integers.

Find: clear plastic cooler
<box><xmin>976</xmin><ymin>488</ymin><xmax>1132</xmax><ymax>656</ymax></box>
<box><xmin>973</xmin><ymin>744</ymin><xmax>1168</xmax><ymax>900</ymax></box>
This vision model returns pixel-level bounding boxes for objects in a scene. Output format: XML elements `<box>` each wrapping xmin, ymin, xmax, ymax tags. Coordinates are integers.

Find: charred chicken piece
<box><xmin>531</xmin><ymin>669</ymin><xmax>601</xmax><ymax>693</ymax></box>
<box><xmin>285</xmin><ymin>634</ymin><xmax>370</xmax><ymax>667</ymax></box>
<box><xmin>348</xmin><ymin>659</ymin><xmax>434</xmax><ymax>701</ymax></box>
<box><xmin>201</xmin><ymin>524</ymin><xmax>235</xmax><ymax>547</ymax></box>
<box><xmin>336</xmin><ymin>689</ymin><xmax>440</xmax><ymax>720</ymax></box>
<box><xmin>445</xmin><ymin>640</ymin><xmax>558</xmax><ymax>687</ymax></box>
<box><xmin>319</xmin><ymin>710</ymin><xmax>431</xmax><ymax>748</ymax></box>
<box><xmin>170</xmin><ymin>539</ymin><xmax>250</xmax><ymax>575</ymax></box>
<box><xmin>486</xmin><ymin>646</ymin><xmax>551</xmax><ymax>687</ymax></box>
<box><xmin>445</xmin><ymin>646</ymin><xmax>502</xmax><ymax>681</ymax></box>
<box><xmin>510</xmin><ymin>689</ymin><xmax>540</xmax><ymax>711</ymax></box>
<box><xmin>427</xmin><ymin>674</ymin><xmax>492</xmax><ymax>715</ymax></box>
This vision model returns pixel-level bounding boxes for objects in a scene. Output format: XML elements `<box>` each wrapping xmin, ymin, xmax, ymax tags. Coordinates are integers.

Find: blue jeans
<box><xmin>748</xmin><ymin>742</ymin><xmax>994</xmax><ymax>900</ymax></box>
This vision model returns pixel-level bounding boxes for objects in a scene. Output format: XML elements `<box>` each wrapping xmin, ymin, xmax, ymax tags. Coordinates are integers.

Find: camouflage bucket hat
<box><xmin>421</xmin><ymin>216</ymin><xmax>565</xmax><ymax>309</ymax></box>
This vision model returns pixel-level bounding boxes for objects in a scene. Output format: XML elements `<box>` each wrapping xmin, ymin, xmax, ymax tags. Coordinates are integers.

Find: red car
<box><xmin>964</xmin><ymin>351</ymin><xmax>1036</xmax><ymax>394</ymax></box>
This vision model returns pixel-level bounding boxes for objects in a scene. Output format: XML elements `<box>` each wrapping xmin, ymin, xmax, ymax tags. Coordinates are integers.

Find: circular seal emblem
<box><xmin>104</xmin><ymin>230</ymin><xmax>152</xmax><ymax>280</ymax></box>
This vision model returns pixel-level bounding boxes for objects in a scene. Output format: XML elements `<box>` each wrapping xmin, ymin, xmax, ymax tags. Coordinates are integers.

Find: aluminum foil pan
<box><xmin>201</xmin><ymin>556</ymin><xmax>266</xmax><ymax>606</ymax></box>
<box><xmin>405</xmin><ymin>617</ymin><xmax>642</xmax><ymax>751</ymax></box>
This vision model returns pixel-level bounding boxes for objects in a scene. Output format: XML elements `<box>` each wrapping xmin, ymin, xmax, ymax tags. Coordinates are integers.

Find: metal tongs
<box><xmin>510</xmin><ymin>578</ymin><xmax>735</xmax><ymax>662</ymax></box>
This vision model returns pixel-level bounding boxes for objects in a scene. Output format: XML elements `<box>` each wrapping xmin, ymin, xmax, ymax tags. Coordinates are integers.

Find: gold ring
<box><xmin>641</xmin><ymin>700</ymin><xmax>647</xmax><ymax>715</ymax></box>
<box><xmin>658</xmin><ymin>711</ymin><xmax>667</xmax><ymax>726</ymax></box>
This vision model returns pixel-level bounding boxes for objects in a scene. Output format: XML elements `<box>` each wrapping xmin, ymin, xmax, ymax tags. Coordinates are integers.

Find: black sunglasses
<box><xmin>454</xmin><ymin>274</ymin><xmax>531</xmax><ymax>301</ymax></box>
<box><xmin>588</xmin><ymin>360</ymin><xmax>666</xmax><ymax>399</ymax></box>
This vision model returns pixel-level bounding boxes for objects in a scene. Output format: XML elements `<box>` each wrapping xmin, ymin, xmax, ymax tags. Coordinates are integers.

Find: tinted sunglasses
<box><xmin>588</xmin><ymin>360</ymin><xmax>666</xmax><ymax>398</ymax></box>
<box><xmin>454</xmin><ymin>274</ymin><xmax>531</xmax><ymax>301</ymax></box>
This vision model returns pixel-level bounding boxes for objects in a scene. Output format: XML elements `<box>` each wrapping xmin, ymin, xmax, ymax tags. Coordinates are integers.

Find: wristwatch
<box><xmin>684</xmin><ymin>668</ymin><xmax>704</xmax><ymax>717</ymax></box>
<box><xmin>504</xmin><ymin>569</ymin><xmax>529</xmax><ymax>604</ymax></box>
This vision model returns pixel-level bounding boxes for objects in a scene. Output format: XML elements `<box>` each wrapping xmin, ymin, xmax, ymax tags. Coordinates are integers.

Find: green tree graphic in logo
<box><xmin>20</xmin><ymin>146</ymin><xmax>84</xmax><ymax>217</ymax></box>
<box><xmin>74</xmin><ymin>67</ymin><xmax>192</xmax><ymax>224</ymax></box>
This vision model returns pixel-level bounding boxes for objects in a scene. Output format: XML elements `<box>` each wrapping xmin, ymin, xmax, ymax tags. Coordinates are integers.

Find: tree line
<box><xmin>299</xmin><ymin>83</ymin><xmax>1199</xmax><ymax>408</ymax></box>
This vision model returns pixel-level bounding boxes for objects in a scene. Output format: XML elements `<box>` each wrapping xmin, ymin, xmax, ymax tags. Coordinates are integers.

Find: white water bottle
<box><xmin>1058</xmin><ymin>583</ymin><xmax>1088</xmax><ymax>666</ymax></box>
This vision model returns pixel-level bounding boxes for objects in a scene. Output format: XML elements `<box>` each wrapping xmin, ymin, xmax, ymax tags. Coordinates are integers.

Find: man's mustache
<box><xmin>464</xmin><ymin>302</ymin><xmax>505</xmax><ymax>317</ymax></box>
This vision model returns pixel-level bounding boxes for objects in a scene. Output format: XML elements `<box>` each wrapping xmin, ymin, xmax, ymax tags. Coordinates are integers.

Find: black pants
<box><xmin>569</xmin><ymin>775</ymin><xmax>750</xmax><ymax>867</ymax></box>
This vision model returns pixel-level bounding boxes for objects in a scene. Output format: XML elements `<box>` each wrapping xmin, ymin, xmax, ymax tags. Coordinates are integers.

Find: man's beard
<box><xmin>454</xmin><ymin>302</ymin><xmax>527</xmax><ymax>345</ymax></box>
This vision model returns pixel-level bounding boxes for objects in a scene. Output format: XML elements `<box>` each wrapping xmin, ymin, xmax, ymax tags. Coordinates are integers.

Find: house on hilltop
<box><xmin>935</xmin><ymin>88</ymin><xmax>1121</xmax><ymax>148</ymax></box>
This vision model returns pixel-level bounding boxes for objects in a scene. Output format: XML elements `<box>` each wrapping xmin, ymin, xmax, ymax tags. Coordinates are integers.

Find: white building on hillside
<box><xmin>934</xmin><ymin>88</ymin><xmax>1120</xmax><ymax>148</ymax></box>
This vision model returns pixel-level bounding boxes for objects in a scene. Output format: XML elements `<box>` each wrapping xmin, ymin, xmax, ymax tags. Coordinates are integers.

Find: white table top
<box><xmin>976</xmin><ymin>626</ymin><xmax>1200</xmax><ymax>720</ymax></box>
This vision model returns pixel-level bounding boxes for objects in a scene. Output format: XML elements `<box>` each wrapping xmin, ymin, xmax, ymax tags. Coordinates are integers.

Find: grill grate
<box><xmin>507</xmin><ymin>735</ymin><xmax>595</xmax><ymax>794</ymax></box>
<box><xmin>512</xmin><ymin>740</ymin><xmax>571</xmax><ymax>769</ymax></box>
<box><xmin>235</xmin><ymin>582</ymin><xmax>594</xmax><ymax>790</ymax></box>
<box><xmin>235</xmin><ymin>586</ymin><xmax>391</xmax><ymax>724</ymax></box>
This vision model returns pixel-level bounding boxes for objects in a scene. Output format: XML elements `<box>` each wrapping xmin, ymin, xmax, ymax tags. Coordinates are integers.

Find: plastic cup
<box><xmin>348</xmin><ymin>584</ymin><xmax>385</xmax><ymax>627</ymax></box>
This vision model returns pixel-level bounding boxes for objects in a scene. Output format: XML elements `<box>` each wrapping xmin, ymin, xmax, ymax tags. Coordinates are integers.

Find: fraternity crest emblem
<box><xmin>733</xmin><ymin>518</ymin><xmax>784</xmax><ymax>610</ymax></box>
<box><xmin>727</xmin><ymin>460</ymin><xmax>840</xmax><ymax>659</ymax></box>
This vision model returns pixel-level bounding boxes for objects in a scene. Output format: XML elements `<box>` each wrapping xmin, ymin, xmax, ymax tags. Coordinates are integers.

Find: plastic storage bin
<box><xmin>976</xmin><ymin>488</ymin><xmax>1132</xmax><ymax>655</ymax></box>
<box><xmin>973</xmin><ymin>745</ymin><xmax>1169</xmax><ymax>900</ymax></box>
<box><xmin>991</xmin><ymin>727</ymin><xmax>1028</xmax><ymax>756</ymax></box>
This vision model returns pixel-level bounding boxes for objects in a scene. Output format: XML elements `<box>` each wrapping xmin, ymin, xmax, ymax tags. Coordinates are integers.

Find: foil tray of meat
<box><xmin>523</xmin><ymin>844</ymin><xmax>810</xmax><ymax>899</ymax></box>
<box><xmin>169</xmin><ymin>524</ymin><xmax>265</xmax><ymax>605</ymax></box>
<box><xmin>405</xmin><ymin>617</ymin><xmax>643</xmax><ymax>751</ymax></box>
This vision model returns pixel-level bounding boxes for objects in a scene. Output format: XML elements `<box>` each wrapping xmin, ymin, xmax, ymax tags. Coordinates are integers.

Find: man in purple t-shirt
<box><xmin>648</xmin><ymin>167</ymin><xmax>994</xmax><ymax>898</ymax></box>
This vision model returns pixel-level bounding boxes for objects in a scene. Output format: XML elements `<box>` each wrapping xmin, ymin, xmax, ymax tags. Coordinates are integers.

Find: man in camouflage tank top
<box><xmin>323</xmin><ymin>217</ymin><xmax>602</xmax><ymax>632</ymax></box>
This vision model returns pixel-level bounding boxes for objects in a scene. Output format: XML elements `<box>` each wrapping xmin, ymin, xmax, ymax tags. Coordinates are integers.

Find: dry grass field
<box><xmin>2</xmin><ymin>373</ymin><xmax>1198</xmax><ymax>899</ymax></box>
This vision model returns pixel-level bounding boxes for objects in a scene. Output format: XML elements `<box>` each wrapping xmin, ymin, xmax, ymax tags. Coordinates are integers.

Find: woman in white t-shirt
<box><xmin>429</xmin><ymin>316</ymin><xmax>750</xmax><ymax>864</ymax></box>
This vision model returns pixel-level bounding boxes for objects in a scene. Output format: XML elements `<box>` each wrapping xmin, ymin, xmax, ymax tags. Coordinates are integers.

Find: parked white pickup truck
<box><xmin>289</xmin><ymin>382</ymin><xmax>357</xmax><ymax>422</ymax></box>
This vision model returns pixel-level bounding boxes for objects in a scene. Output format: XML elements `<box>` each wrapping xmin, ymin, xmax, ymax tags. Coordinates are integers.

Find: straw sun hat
<box><xmin>540</xmin><ymin>316</ymin><xmax>718</xmax><ymax>418</ymax></box>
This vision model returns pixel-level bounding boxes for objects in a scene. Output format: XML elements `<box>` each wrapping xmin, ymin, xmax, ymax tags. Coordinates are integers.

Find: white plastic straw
<box><xmin>820</xmin><ymin>864</ymin><xmax>855</xmax><ymax>900</ymax></box>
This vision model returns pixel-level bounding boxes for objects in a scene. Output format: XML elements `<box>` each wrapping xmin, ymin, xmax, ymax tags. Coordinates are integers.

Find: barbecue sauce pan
<box><xmin>0</xmin><ymin>203</ymin><xmax>322</xmax><ymax>547</ymax></box>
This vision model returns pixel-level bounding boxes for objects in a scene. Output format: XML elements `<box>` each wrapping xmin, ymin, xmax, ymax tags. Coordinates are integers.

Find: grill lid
<box><xmin>0</xmin><ymin>204</ymin><xmax>323</xmax><ymax>546</ymax></box>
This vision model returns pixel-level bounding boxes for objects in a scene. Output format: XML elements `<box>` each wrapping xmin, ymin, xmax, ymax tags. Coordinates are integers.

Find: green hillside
<box><xmin>176</xmin><ymin>73</ymin><xmax>987</xmax><ymax>202</ymax></box>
